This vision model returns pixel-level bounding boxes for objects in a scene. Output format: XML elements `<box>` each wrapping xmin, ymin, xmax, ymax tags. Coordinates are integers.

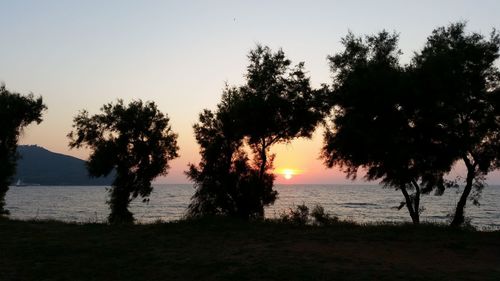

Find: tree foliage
<box><xmin>0</xmin><ymin>84</ymin><xmax>46</xmax><ymax>215</ymax></box>
<box><xmin>186</xmin><ymin>87</ymin><xmax>276</xmax><ymax>219</ymax></box>
<box><xmin>68</xmin><ymin>100</ymin><xmax>179</xmax><ymax>223</ymax></box>
<box><xmin>187</xmin><ymin>45</ymin><xmax>327</xmax><ymax>219</ymax></box>
<box><xmin>322</xmin><ymin>23</ymin><xmax>500</xmax><ymax>226</ymax></box>
<box><xmin>237</xmin><ymin>45</ymin><xmax>328</xmax><ymax>178</ymax></box>
<box><xmin>411</xmin><ymin>22</ymin><xmax>500</xmax><ymax>226</ymax></box>
<box><xmin>321</xmin><ymin>31</ymin><xmax>452</xmax><ymax>224</ymax></box>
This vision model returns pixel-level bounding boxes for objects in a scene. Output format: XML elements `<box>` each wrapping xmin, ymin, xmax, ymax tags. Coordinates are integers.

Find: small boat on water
<box><xmin>14</xmin><ymin>179</ymin><xmax>31</xmax><ymax>187</ymax></box>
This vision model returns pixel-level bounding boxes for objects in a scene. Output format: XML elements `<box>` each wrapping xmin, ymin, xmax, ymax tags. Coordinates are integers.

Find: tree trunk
<box><xmin>400</xmin><ymin>185</ymin><xmax>419</xmax><ymax>224</ymax></box>
<box><xmin>451</xmin><ymin>157</ymin><xmax>476</xmax><ymax>227</ymax></box>
<box><xmin>108</xmin><ymin>181</ymin><xmax>133</xmax><ymax>224</ymax></box>
<box><xmin>411</xmin><ymin>179</ymin><xmax>421</xmax><ymax>222</ymax></box>
<box><xmin>258</xmin><ymin>139</ymin><xmax>267</xmax><ymax>180</ymax></box>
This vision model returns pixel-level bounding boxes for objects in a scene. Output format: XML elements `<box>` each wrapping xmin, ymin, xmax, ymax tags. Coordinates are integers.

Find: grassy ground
<box><xmin>0</xmin><ymin>217</ymin><xmax>499</xmax><ymax>281</ymax></box>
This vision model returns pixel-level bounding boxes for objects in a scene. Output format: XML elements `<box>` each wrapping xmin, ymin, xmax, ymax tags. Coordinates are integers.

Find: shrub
<box><xmin>310</xmin><ymin>205</ymin><xmax>339</xmax><ymax>226</ymax></box>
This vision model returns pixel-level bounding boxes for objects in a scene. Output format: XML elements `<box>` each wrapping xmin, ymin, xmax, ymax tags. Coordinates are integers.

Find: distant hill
<box><xmin>12</xmin><ymin>145</ymin><xmax>113</xmax><ymax>186</ymax></box>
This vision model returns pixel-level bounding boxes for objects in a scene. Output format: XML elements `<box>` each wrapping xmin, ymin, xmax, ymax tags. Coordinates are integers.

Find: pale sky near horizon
<box><xmin>1</xmin><ymin>0</ymin><xmax>500</xmax><ymax>184</ymax></box>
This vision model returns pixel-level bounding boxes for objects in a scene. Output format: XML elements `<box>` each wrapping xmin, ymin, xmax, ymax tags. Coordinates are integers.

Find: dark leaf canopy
<box><xmin>0</xmin><ymin>85</ymin><xmax>46</xmax><ymax>180</ymax></box>
<box><xmin>323</xmin><ymin>23</ymin><xmax>500</xmax><ymax>194</ymax></box>
<box><xmin>237</xmin><ymin>45</ymin><xmax>327</xmax><ymax>147</ymax></box>
<box><xmin>411</xmin><ymin>22</ymin><xmax>500</xmax><ymax>174</ymax></box>
<box><xmin>187</xmin><ymin>87</ymin><xmax>277</xmax><ymax>219</ymax></box>
<box><xmin>187</xmin><ymin>45</ymin><xmax>330</xmax><ymax>219</ymax></box>
<box><xmin>0</xmin><ymin>84</ymin><xmax>46</xmax><ymax>214</ymax></box>
<box><xmin>0</xmin><ymin>84</ymin><xmax>46</xmax><ymax>144</ymax></box>
<box><xmin>68</xmin><ymin>99</ymin><xmax>179</xmax><ymax>200</ymax></box>
<box><xmin>322</xmin><ymin>31</ymin><xmax>452</xmax><ymax>189</ymax></box>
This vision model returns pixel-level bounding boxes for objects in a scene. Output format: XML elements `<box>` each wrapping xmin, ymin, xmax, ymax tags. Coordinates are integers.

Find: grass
<box><xmin>0</xmin><ymin>217</ymin><xmax>499</xmax><ymax>281</ymax></box>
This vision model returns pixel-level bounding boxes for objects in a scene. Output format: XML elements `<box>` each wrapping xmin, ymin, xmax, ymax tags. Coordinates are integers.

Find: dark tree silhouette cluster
<box><xmin>68</xmin><ymin>100</ymin><xmax>179</xmax><ymax>223</ymax></box>
<box><xmin>321</xmin><ymin>31</ymin><xmax>452</xmax><ymax>224</ymax></box>
<box><xmin>411</xmin><ymin>23</ymin><xmax>500</xmax><ymax>226</ymax></box>
<box><xmin>187</xmin><ymin>45</ymin><xmax>327</xmax><ymax>219</ymax></box>
<box><xmin>186</xmin><ymin>88</ymin><xmax>276</xmax><ymax>219</ymax></box>
<box><xmin>1</xmin><ymin>22</ymin><xmax>498</xmax><ymax>228</ymax></box>
<box><xmin>0</xmin><ymin>84</ymin><xmax>46</xmax><ymax>215</ymax></box>
<box><xmin>238</xmin><ymin>46</ymin><xmax>328</xmax><ymax>179</ymax></box>
<box><xmin>322</xmin><ymin>23</ymin><xmax>500</xmax><ymax>225</ymax></box>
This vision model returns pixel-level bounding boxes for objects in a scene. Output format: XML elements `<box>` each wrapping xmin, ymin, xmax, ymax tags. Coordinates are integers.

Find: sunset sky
<box><xmin>1</xmin><ymin>1</ymin><xmax>500</xmax><ymax>184</ymax></box>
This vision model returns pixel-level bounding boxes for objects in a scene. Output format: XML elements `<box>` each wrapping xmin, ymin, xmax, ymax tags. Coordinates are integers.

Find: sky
<box><xmin>1</xmin><ymin>0</ymin><xmax>500</xmax><ymax>184</ymax></box>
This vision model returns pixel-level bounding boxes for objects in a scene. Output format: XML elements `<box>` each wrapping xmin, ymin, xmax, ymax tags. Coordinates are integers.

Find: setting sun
<box><xmin>277</xmin><ymin>168</ymin><xmax>301</xmax><ymax>180</ymax></box>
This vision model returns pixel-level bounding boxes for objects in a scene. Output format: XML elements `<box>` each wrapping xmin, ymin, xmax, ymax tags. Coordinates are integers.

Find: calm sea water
<box><xmin>5</xmin><ymin>184</ymin><xmax>500</xmax><ymax>229</ymax></box>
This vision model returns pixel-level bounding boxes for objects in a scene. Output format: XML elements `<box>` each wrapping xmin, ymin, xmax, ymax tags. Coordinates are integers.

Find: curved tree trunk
<box><xmin>400</xmin><ymin>185</ymin><xmax>420</xmax><ymax>224</ymax></box>
<box><xmin>411</xmin><ymin>179</ymin><xmax>421</xmax><ymax>223</ymax></box>
<box><xmin>451</xmin><ymin>157</ymin><xmax>476</xmax><ymax>227</ymax></box>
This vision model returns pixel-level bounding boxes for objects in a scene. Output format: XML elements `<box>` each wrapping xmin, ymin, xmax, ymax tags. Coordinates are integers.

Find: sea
<box><xmin>5</xmin><ymin>184</ymin><xmax>500</xmax><ymax>230</ymax></box>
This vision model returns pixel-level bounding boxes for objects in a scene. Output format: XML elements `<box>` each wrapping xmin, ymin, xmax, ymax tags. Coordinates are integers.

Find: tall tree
<box><xmin>0</xmin><ymin>84</ymin><xmax>46</xmax><ymax>215</ymax></box>
<box><xmin>187</xmin><ymin>87</ymin><xmax>276</xmax><ymax>219</ymax></box>
<box><xmin>237</xmin><ymin>45</ymin><xmax>328</xmax><ymax>180</ymax></box>
<box><xmin>68</xmin><ymin>100</ymin><xmax>179</xmax><ymax>223</ymax></box>
<box><xmin>321</xmin><ymin>32</ymin><xmax>450</xmax><ymax>224</ymax></box>
<box><xmin>411</xmin><ymin>23</ymin><xmax>500</xmax><ymax>227</ymax></box>
<box><xmin>187</xmin><ymin>45</ymin><xmax>327</xmax><ymax>219</ymax></box>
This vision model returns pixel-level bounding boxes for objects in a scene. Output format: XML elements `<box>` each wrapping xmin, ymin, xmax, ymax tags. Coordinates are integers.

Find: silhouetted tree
<box><xmin>321</xmin><ymin>32</ymin><xmax>451</xmax><ymax>224</ymax></box>
<box><xmin>187</xmin><ymin>45</ymin><xmax>327</xmax><ymax>219</ymax></box>
<box><xmin>187</xmin><ymin>87</ymin><xmax>276</xmax><ymax>219</ymax></box>
<box><xmin>237</xmin><ymin>45</ymin><xmax>328</xmax><ymax>180</ymax></box>
<box><xmin>68</xmin><ymin>100</ymin><xmax>179</xmax><ymax>223</ymax></box>
<box><xmin>0</xmin><ymin>84</ymin><xmax>46</xmax><ymax>215</ymax></box>
<box><xmin>411</xmin><ymin>23</ymin><xmax>500</xmax><ymax>227</ymax></box>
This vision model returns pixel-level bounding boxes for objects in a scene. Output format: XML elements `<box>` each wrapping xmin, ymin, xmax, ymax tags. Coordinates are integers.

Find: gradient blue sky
<box><xmin>1</xmin><ymin>0</ymin><xmax>499</xmax><ymax>183</ymax></box>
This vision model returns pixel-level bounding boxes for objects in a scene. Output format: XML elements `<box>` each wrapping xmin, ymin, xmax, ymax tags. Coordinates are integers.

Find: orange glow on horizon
<box><xmin>276</xmin><ymin>168</ymin><xmax>302</xmax><ymax>181</ymax></box>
